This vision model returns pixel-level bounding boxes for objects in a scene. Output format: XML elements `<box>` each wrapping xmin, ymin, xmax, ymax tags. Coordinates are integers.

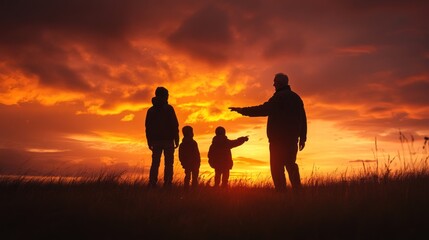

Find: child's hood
<box><xmin>151</xmin><ymin>96</ymin><xmax>168</xmax><ymax>107</ymax></box>
<box><xmin>212</xmin><ymin>135</ymin><xmax>227</xmax><ymax>144</ymax></box>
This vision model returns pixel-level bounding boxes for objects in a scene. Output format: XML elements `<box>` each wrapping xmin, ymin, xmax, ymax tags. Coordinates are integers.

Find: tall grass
<box><xmin>1</xmin><ymin>134</ymin><xmax>429</xmax><ymax>239</ymax></box>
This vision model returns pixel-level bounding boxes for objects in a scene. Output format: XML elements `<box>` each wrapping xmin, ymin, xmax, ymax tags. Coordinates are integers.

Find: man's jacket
<box><xmin>238</xmin><ymin>86</ymin><xmax>307</xmax><ymax>142</ymax></box>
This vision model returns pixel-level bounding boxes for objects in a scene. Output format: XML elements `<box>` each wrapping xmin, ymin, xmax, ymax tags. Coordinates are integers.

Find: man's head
<box><xmin>155</xmin><ymin>87</ymin><xmax>169</xmax><ymax>100</ymax></box>
<box><xmin>215</xmin><ymin>126</ymin><xmax>226</xmax><ymax>136</ymax></box>
<box><xmin>273</xmin><ymin>73</ymin><xmax>289</xmax><ymax>90</ymax></box>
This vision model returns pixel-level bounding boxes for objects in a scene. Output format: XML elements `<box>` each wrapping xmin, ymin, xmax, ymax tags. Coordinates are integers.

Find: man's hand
<box><xmin>174</xmin><ymin>139</ymin><xmax>179</xmax><ymax>149</ymax></box>
<box><xmin>299</xmin><ymin>140</ymin><xmax>305</xmax><ymax>151</ymax></box>
<box><xmin>148</xmin><ymin>141</ymin><xmax>154</xmax><ymax>150</ymax></box>
<box><xmin>229</xmin><ymin>107</ymin><xmax>242</xmax><ymax>113</ymax></box>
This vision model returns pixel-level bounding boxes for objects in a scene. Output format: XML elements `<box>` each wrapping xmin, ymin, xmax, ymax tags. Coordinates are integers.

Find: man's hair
<box><xmin>274</xmin><ymin>73</ymin><xmax>289</xmax><ymax>85</ymax></box>
<box><xmin>155</xmin><ymin>87</ymin><xmax>169</xmax><ymax>98</ymax></box>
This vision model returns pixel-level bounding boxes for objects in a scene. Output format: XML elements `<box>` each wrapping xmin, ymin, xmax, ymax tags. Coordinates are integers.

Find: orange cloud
<box><xmin>121</xmin><ymin>114</ymin><xmax>135</xmax><ymax>122</ymax></box>
<box><xmin>1</xmin><ymin>0</ymin><xmax>429</xmax><ymax>181</ymax></box>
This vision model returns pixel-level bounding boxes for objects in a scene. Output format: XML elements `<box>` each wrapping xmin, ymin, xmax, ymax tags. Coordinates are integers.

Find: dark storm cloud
<box><xmin>2</xmin><ymin>0</ymin><xmax>428</xmax><ymax>86</ymax></box>
<box><xmin>0</xmin><ymin>1</ymin><xmax>128</xmax><ymax>38</ymax></box>
<box><xmin>168</xmin><ymin>5</ymin><xmax>234</xmax><ymax>65</ymax></box>
<box><xmin>398</xmin><ymin>80</ymin><xmax>429</xmax><ymax>106</ymax></box>
<box><xmin>128</xmin><ymin>89</ymin><xmax>152</xmax><ymax>103</ymax></box>
<box><xmin>23</xmin><ymin>59</ymin><xmax>92</xmax><ymax>92</ymax></box>
<box><xmin>263</xmin><ymin>35</ymin><xmax>306</xmax><ymax>59</ymax></box>
<box><xmin>0</xmin><ymin>0</ymin><xmax>198</xmax><ymax>93</ymax></box>
<box><xmin>0</xmin><ymin>0</ymin><xmax>134</xmax><ymax>59</ymax></box>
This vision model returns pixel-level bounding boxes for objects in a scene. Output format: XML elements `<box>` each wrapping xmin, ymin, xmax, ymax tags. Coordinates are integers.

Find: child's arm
<box><xmin>227</xmin><ymin>136</ymin><xmax>249</xmax><ymax>148</ymax></box>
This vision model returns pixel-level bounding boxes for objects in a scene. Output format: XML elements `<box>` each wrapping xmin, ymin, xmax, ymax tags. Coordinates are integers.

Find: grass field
<box><xmin>2</xmin><ymin>135</ymin><xmax>428</xmax><ymax>239</ymax></box>
<box><xmin>1</xmin><ymin>167</ymin><xmax>429</xmax><ymax>240</ymax></box>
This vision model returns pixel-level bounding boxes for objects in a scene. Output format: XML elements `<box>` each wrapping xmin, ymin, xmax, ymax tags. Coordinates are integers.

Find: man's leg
<box><xmin>285</xmin><ymin>140</ymin><xmax>301</xmax><ymax>189</ymax></box>
<box><xmin>149</xmin><ymin>146</ymin><xmax>162</xmax><ymax>187</ymax></box>
<box><xmin>163</xmin><ymin>142</ymin><xmax>175</xmax><ymax>187</ymax></box>
<box><xmin>286</xmin><ymin>162</ymin><xmax>301</xmax><ymax>189</ymax></box>
<box><xmin>270</xmin><ymin>142</ymin><xmax>287</xmax><ymax>190</ymax></box>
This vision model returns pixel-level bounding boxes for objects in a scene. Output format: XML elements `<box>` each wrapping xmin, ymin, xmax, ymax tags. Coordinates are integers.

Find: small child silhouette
<box><xmin>208</xmin><ymin>126</ymin><xmax>248</xmax><ymax>187</ymax></box>
<box><xmin>178</xmin><ymin>126</ymin><xmax>201</xmax><ymax>188</ymax></box>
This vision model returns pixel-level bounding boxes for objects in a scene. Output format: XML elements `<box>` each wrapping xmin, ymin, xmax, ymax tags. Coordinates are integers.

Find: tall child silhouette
<box><xmin>145</xmin><ymin>87</ymin><xmax>179</xmax><ymax>188</ymax></box>
<box><xmin>208</xmin><ymin>126</ymin><xmax>248</xmax><ymax>187</ymax></box>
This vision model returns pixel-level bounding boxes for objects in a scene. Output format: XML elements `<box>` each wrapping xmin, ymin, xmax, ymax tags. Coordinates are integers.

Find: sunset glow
<box><xmin>1</xmin><ymin>1</ymin><xmax>428</xmax><ymax>185</ymax></box>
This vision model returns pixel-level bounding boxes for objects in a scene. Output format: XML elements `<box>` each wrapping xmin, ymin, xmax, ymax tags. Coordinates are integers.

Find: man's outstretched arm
<box><xmin>229</xmin><ymin>102</ymin><xmax>273</xmax><ymax>117</ymax></box>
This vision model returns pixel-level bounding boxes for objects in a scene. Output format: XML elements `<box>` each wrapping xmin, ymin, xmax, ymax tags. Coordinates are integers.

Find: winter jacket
<box><xmin>145</xmin><ymin>96</ymin><xmax>179</xmax><ymax>145</ymax></box>
<box><xmin>208</xmin><ymin>135</ymin><xmax>247</xmax><ymax>170</ymax></box>
<box><xmin>238</xmin><ymin>86</ymin><xmax>307</xmax><ymax>142</ymax></box>
<box><xmin>178</xmin><ymin>137</ymin><xmax>201</xmax><ymax>169</ymax></box>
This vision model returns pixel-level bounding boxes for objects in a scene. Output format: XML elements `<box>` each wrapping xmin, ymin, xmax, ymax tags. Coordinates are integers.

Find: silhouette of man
<box><xmin>230</xmin><ymin>73</ymin><xmax>307</xmax><ymax>191</ymax></box>
<box><xmin>145</xmin><ymin>86</ymin><xmax>179</xmax><ymax>188</ymax></box>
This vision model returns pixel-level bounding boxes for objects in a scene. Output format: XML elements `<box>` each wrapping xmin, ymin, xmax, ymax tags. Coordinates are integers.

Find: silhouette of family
<box><xmin>145</xmin><ymin>73</ymin><xmax>307</xmax><ymax>191</ymax></box>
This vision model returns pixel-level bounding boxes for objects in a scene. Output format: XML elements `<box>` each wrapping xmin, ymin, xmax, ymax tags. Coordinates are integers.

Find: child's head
<box><xmin>182</xmin><ymin>125</ymin><xmax>194</xmax><ymax>138</ymax></box>
<box><xmin>215</xmin><ymin>126</ymin><xmax>226</xmax><ymax>136</ymax></box>
<box><xmin>155</xmin><ymin>86</ymin><xmax>169</xmax><ymax>101</ymax></box>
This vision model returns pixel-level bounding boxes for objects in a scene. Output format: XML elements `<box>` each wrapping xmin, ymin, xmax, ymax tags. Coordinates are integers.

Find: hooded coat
<box><xmin>208</xmin><ymin>135</ymin><xmax>247</xmax><ymax>170</ymax></box>
<box><xmin>145</xmin><ymin>96</ymin><xmax>179</xmax><ymax>145</ymax></box>
<box><xmin>178</xmin><ymin>137</ymin><xmax>201</xmax><ymax>169</ymax></box>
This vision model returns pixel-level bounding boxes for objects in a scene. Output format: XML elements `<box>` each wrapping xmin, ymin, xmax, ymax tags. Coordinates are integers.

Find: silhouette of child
<box><xmin>208</xmin><ymin>126</ymin><xmax>248</xmax><ymax>187</ymax></box>
<box><xmin>178</xmin><ymin>126</ymin><xmax>201</xmax><ymax>188</ymax></box>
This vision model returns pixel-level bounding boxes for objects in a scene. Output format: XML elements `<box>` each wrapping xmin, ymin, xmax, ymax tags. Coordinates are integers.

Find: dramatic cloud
<box><xmin>1</xmin><ymin>0</ymin><xmax>428</xmax><ymax>179</ymax></box>
<box><xmin>168</xmin><ymin>5</ymin><xmax>234</xmax><ymax>65</ymax></box>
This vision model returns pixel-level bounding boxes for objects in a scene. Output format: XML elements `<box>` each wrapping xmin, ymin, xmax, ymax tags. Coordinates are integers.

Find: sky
<box><xmin>1</xmin><ymin>0</ymin><xmax>428</xmax><ymax>183</ymax></box>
